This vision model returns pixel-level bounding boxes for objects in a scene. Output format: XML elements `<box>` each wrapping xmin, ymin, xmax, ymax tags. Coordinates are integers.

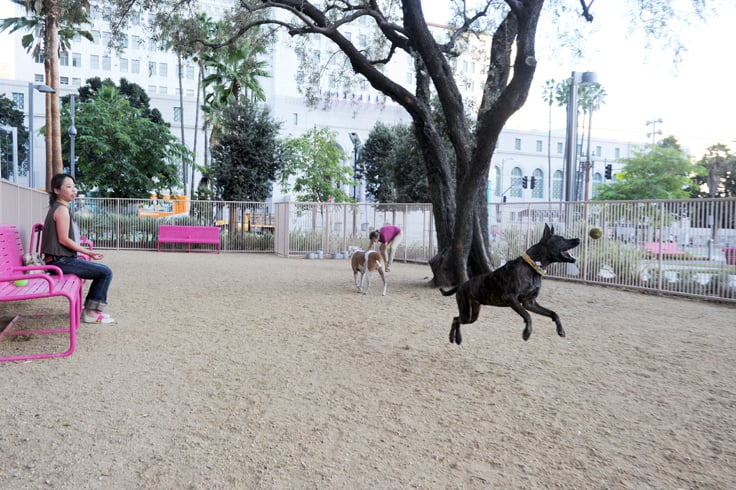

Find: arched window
<box><xmin>552</xmin><ymin>170</ymin><xmax>563</xmax><ymax>200</ymax></box>
<box><xmin>510</xmin><ymin>167</ymin><xmax>522</xmax><ymax>197</ymax></box>
<box><xmin>494</xmin><ymin>165</ymin><xmax>501</xmax><ymax>197</ymax></box>
<box><xmin>532</xmin><ymin>168</ymin><xmax>544</xmax><ymax>199</ymax></box>
<box><xmin>592</xmin><ymin>172</ymin><xmax>603</xmax><ymax>198</ymax></box>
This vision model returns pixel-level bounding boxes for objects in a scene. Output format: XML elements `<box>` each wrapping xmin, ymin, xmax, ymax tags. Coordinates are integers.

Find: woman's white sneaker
<box><xmin>82</xmin><ymin>311</ymin><xmax>116</xmax><ymax>324</ymax></box>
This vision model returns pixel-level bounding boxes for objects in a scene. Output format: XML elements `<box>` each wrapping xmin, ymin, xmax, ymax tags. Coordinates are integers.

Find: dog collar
<box><xmin>521</xmin><ymin>252</ymin><xmax>545</xmax><ymax>276</ymax></box>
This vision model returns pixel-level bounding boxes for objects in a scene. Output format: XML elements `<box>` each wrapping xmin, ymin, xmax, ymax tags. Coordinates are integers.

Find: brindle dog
<box><xmin>441</xmin><ymin>224</ymin><xmax>580</xmax><ymax>344</ymax></box>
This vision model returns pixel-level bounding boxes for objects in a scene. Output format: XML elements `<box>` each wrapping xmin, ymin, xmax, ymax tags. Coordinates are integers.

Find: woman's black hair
<box><xmin>48</xmin><ymin>173</ymin><xmax>75</xmax><ymax>205</ymax></box>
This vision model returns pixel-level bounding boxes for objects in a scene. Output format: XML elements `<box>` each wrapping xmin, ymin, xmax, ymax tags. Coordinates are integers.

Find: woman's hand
<box><xmin>87</xmin><ymin>251</ymin><xmax>105</xmax><ymax>261</ymax></box>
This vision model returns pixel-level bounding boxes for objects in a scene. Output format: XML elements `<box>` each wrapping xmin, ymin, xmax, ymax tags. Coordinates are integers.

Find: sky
<box><xmin>422</xmin><ymin>1</ymin><xmax>736</xmax><ymax>158</ymax></box>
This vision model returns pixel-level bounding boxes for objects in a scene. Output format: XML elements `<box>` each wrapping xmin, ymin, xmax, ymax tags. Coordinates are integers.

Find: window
<box><xmin>35</xmin><ymin>51</ymin><xmax>44</xmax><ymax>64</ymax></box>
<box><xmin>185</xmin><ymin>89</ymin><xmax>194</xmax><ymax>97</ymax></box>
<box><xmin>12</xmin><ymin>92</ymin><xmax>24</xmax><ymax>110</ymax></box>
<box><xmin>148</xmin><ymin>85</ymin><xmax>157</xmax><ymax>94</ymax></box>
<box><xmin>173</xmin><ymin>107</ymin><xmax>182</xmax><ymax>122</ymax></box>
<box><xmin>120</xmin><ymin>34</ymin><xmax>129</xmax><ymax>49</ymax></box>
<box><xmin>60</xmin><ymin>52</ymin><xmax>69</xmax><ymax>66</ymax></box>
<box><xmin>102</xmin><ymin>55</ymin><xmax>111</xmax><ymax>70</ymax></box>
<box><xmin>148</xmin><ymin>38</ymin><xmax>157</xmax><ymax>51</ymax></box>
<box><xmin>91</xmin><ymin>30</ymin><xmax>100</xmax><ymax>44</ymax></box>
<box><xmin>34</xmin><ymin>74</ymin><xmax>44</xmax><ymax>83</ymax></box>
<box><xmin>186</xmin><ymin>65</ymin><xmax>195</xmax><ymax>80</ymax></box>
<box><xmin>514</xmin><ymin>138</ymin><xmax>522</xmax><ymax>151</ymax></box>
<box><xmin>595</xmin><ymin>145</ymin><xmax>602</xmax><ymax>157</ymax></box>
<box><xmin>159</xmin><ymin>86</ymin><xmax>167</xmax><ymax>95</ymax></box>
<box><xmin>556</xmin><ymin>142</ymin><xmax>563</xmax><ymax>154</ymax></box>
<box><xmin>132</xmin><ymin>35</ymin><xmax>142</xmax><ymax>49</ymax></box>
<box><xmin>552</xmin><ymin>170</ymin><xmax>563</xmax><ymax>200</ymax></box>
<box><xmin>131</xmin><ymin>59</ymin><xmax>140</xmax><ymax>74</ymax></box>
<box><xmin>72</xmin><ymin>52</ymin><xmax>81</xmax><ymax>67</ymax></box>
<box><xmin>120</xmin><ymin>58</ymin><xmax>128</xmax><ymax>72</ymax></box>
<box><xmin>359</xmin><ymin>34</ymin><xmax>367</xmax><ymax>48</ymax></box>
<box><xmin>149</xmin><ymin>61</ymin><xmax>157</xmax><ymax>76</ymax></box>
<box><xmin>60</xmin><ymin>76</ymin><xmax>69</xmax><ymax>85</ymax></box>
<box><xmin>159</xmin><ymin>62</ymin><xmax>167</xmax><ymax>77</ymax></box>
<box><xmin>72</xmin><ymin>78</ymin><xmax>81</xmax><ymax>86</ymax></box>
<box><xmin>614</xmin><ymin>147</ymin><xmax>621</xmax><ymax>159</ymax></box>
<box><xmin>132</xmin><ymin>12</ymin><xmax>140</xmax><ymax>25</ymax></box>
<box><xmin>102</xmin><ymin>31</ymin><xmax>112</xmax><ymax>47</ymax></box>
<box><xmin>592</xmin><ymin>172</ymin><xmax>603</xmax><ymax>198</ymax></box>
<box><xmin>293</xmin><ymin>113</ymin><xmax>298</xmax><ymax>126</ymax></box>
<box><xmin>90</xmin><ymin>55</ymin><xmax>99</xmax><ymax>70</ymax></box>
<box><xmin>510</xmin><ymin>167</ymin><xmax>522</xmax><ymax>197</ymax></box>
<box><xmin>536</xmin><ymin>140</ymin><xmax>543</xmax><ymax>152</ymax></box>
<box><xmin>532</xmin><ymin>169</ymin><xmax>544</xmax><ymax>199</ymax></box>
<box><xmin>494</xmin><ymin>165</ymin><xmax>501</xmax><ymax>197</ymax></box>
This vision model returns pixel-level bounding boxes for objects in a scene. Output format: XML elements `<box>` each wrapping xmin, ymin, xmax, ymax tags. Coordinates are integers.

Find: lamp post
<box><xmin>27</xmin><ymin>82</ymin><xmax>55</xmax><ymax>188</ymax></box>
<box><xmin>348</xmin><ymin>132</ymin><xmax>361</xmax><ymax>201</ymax></box>
<box><xmin>646</xmin><ymin>118</ymin><xmax>663</xmax><ymax>144</ymax></box>
<box><xmin>563</xmin><ymin>71</ymin><xmax>597</xmax><ymax>203</ymax></box>
<box><xmin>68</xmin><ymin>95</ymin><xmax>77</xmax><ymax>178</ymax></box>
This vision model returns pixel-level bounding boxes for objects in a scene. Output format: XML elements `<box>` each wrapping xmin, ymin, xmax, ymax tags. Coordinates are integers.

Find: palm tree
<box><xmin>0</xmin><ymin>0</ymin><xmax>91</xmax><ymax>189</ymax></box>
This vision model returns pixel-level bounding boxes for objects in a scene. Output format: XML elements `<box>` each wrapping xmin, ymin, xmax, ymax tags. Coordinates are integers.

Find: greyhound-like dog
<box><xmin>349</xmin><ymin>246</ymin><xmax>388</xmax><ymax>296</ymax></box>
<box><xmin>441</xmin><ymin>224</ymin><xmax>579</xmax><ymax>344</ymax></box>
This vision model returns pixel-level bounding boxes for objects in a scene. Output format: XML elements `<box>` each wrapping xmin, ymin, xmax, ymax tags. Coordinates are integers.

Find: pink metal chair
<box><xmin>0</xmin><ymin>225</ymin><xmax>84</xmax><ymax>362</ymax></box>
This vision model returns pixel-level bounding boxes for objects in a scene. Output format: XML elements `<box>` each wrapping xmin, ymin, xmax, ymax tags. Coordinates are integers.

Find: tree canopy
<box><xmin>62</xmin><ymin>83</ymin><xmax>188</xmax><ymax>198</ymax></box>
<box><xmin>209</xmin><ymin>100</ymin><xmax>284</xmax><ymax>202</ymax></box>
<box><xmin>593</xmin><ymin>139</ymin><xmax>693</xmax><ymax>200</ymax></box>
<box><xmin>280</xmin><ymin>127</ymin><xmax>352</xmax><ymax>203</ymax></box>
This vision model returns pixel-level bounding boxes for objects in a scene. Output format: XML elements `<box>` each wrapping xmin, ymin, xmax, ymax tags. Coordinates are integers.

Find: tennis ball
<box><xmin>14</xmin><ymin>279</ymin><xmax>29</xmax><ymax>287</ymax></box>
<box><xmin>589</xmin><ymin>227</ymin><xmax>603</xmax><ymax>240</ymax></box>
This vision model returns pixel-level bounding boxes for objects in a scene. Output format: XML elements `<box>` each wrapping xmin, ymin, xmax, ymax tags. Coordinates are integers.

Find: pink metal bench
<box><xmin>0</xmin><ymin>225</ymin><xmax>84</xmax><ymax>362</ymax></box>
<box><xmin>157</xmin><ymin>225</ymin><xmax>221</xmax><ymax>253</ymax></box>
<box><xmin>643</xmin><ymin>241</ymin><xmax>685</xmax><ymax>257</ymax></box>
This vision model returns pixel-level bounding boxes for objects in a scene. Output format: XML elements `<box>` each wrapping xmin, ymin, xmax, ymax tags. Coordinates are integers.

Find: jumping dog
<box><xmin>441</xmin><ymin>224</ymin><xmax>580</xmax><ymax>343</ymax></box>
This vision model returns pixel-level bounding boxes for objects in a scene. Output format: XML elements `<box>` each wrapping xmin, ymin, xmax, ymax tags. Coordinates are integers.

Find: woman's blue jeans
<box><xmin>50</xmin><ymin>256</ymin><xmax>113</xmax><ymax>311</ymax></box>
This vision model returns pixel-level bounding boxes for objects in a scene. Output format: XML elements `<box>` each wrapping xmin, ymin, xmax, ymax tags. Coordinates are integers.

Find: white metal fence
<box><xmin>2</xmin><ymin>179</ymin><xmax>734</xmax><ymax>303</ymax></box>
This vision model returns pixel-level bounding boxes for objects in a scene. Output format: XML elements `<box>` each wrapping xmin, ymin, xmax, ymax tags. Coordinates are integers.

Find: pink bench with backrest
<box><xmin>643</xmin><ymin>241</ymin><xmax>685</xmax><ymax>257</ymax></box>
<box><xmin>0</xmin><ymin>224</ymin><xmax>84</xmax><ymax>362</ymax></box>
<box><xmin>157</xmin><ymin>225</ymin><xmax>221</xmax><ymax>253</ymax></box>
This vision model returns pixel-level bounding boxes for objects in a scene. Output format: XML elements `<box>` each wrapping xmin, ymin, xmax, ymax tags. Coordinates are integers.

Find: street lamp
<box><xmin>348</xmin><ymin>132</ymin><xmax>361</xmax><ymax>201</ymax></box>
<box><xmin>68</xmin><ymin>94</ymin><xmax>77</xmax><ymax>178</ymax></box>
<box><xmin>563</xmin><ymin>71</ymin><xmax>597</xmax><ymax>203</ymax></box>
<box><xmin>28</xmin><ymin>82</ymin><xmax>55</xmax><ymax>188</ymax></box>
<box><xmin>646</xmin><ymin>118</ymin><xmax>663</xmax><ymax>145</ymax></box>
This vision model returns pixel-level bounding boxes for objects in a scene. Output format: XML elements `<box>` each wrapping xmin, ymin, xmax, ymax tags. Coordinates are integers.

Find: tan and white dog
<box><xmin>349</xmin><ymin>246</ymin><xmax>387</xmax><ymax>296</ymax></box>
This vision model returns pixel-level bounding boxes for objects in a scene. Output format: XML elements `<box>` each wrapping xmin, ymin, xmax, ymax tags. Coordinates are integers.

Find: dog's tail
<box><xmin>439</xmin><ymin>287</ymin><xmax>458</xmax><ymax>297</ymax></box>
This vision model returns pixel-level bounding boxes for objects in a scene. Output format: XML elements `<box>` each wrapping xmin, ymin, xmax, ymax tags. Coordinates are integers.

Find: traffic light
<box><xmin>605</xmin><ymin>164</ymin><xmax>612</xmax><ymax>179</ymax></box>
<box><xmin>522</xmin><ymin>176</ymin><xmax>528</xmax><ymax>189</ymax></box>
<box><xmin>530</xmin><ymin>176</ymin><xmax>536</xmax><ymax>189</ymax></box>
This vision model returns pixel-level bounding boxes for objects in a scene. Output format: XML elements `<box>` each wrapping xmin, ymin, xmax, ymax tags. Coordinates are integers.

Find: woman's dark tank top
<box><xmin>40</xmin><ymin>202</ymin><xmax>77</xmax><ymax>258</ymax></box>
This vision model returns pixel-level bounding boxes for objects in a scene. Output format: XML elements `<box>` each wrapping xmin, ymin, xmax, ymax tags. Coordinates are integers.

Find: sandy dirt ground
<box><xmin>1</xmin><ymin>250</ymin><xmax>735</xmax><ymax>489</ymax></box>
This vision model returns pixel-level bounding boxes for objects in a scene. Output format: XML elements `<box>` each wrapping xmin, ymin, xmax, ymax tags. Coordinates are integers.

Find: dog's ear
<box><xmin>543</xmin><ymin>223</ymin><xmax>553</xmax><ymax>239</ymax></box>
